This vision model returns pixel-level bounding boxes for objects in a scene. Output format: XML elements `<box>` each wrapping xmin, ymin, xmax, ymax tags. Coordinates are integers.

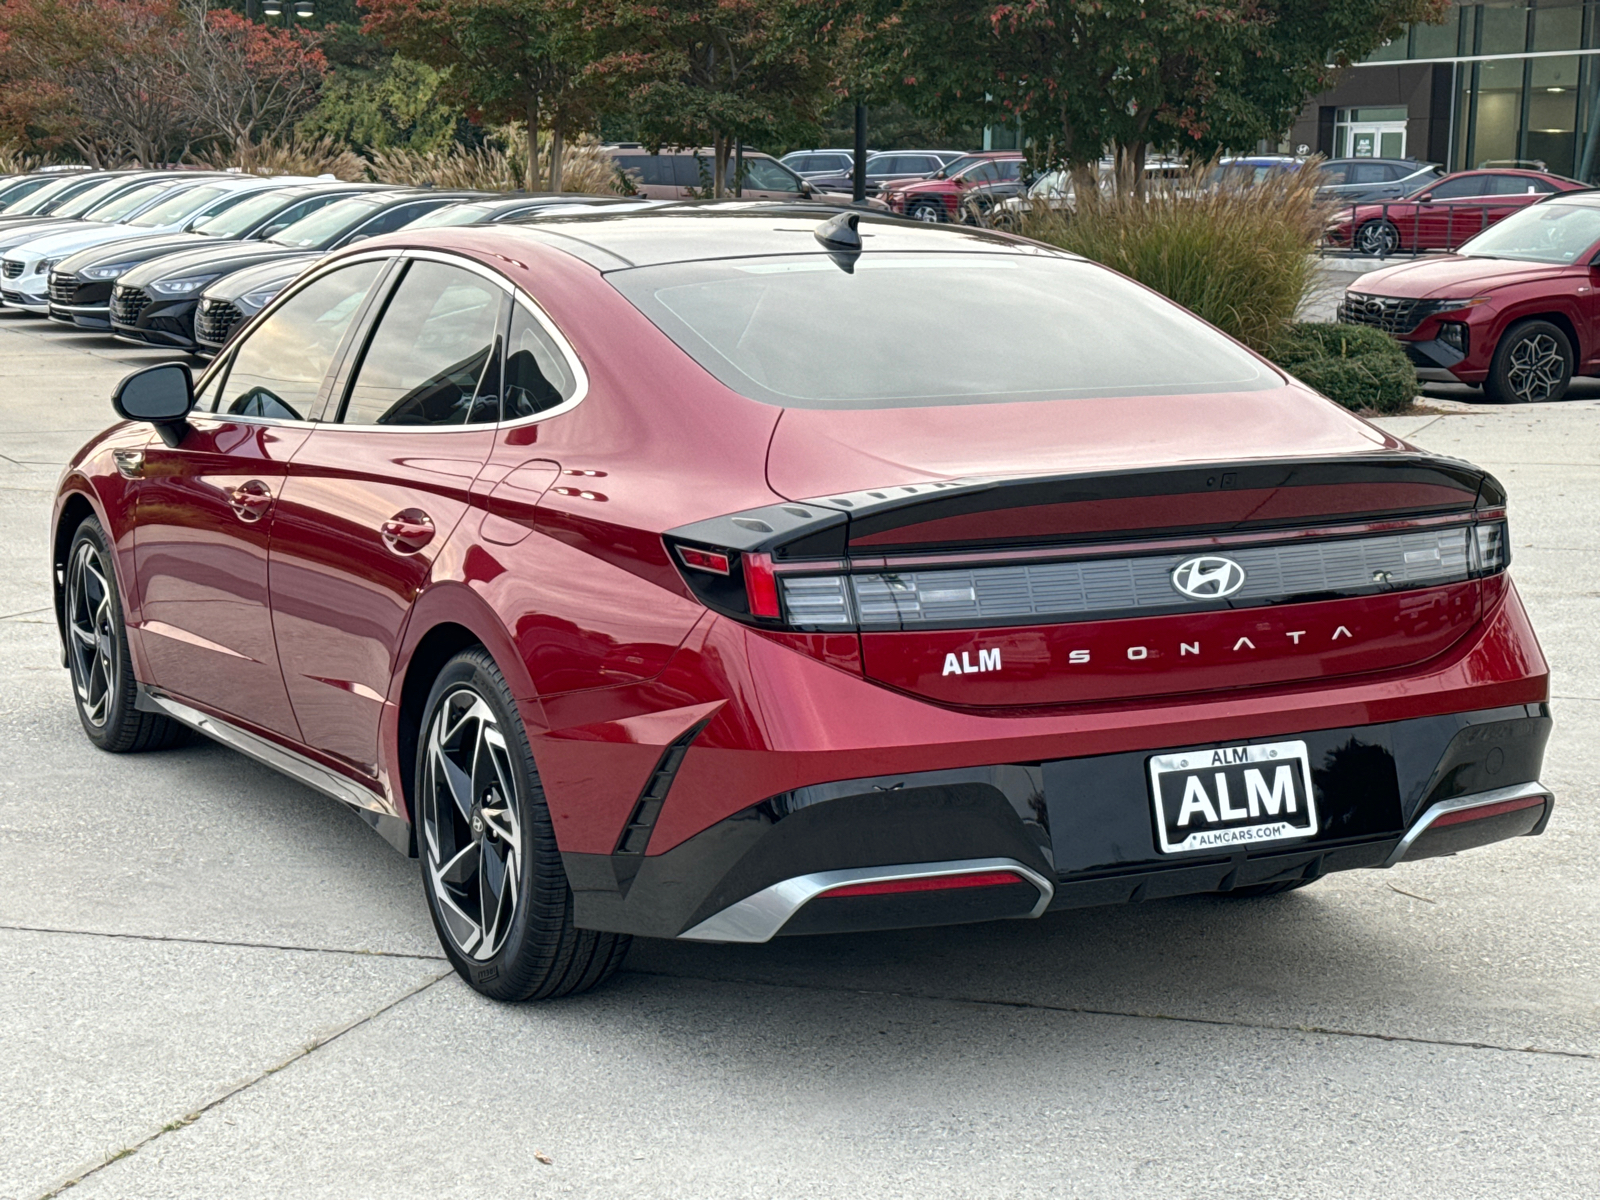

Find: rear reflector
<box><xmin>678</xmin><ymin>546</ymin><xmax>731</xmax><ymax>574</ymax></box>
<box><xmin>821</xmin><ymin>870</ymin><xmax>1025</xmax><ymax>899</ymax></box>
<box><xmin>1430</xmin><ymin>793</ymin><xmax>1546</xmax><ymax>827</ymax></box>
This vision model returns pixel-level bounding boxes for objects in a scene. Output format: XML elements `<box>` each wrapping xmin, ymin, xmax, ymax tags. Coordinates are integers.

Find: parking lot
<box><xmin>2</xmin><ymin>311</ymin><xmax>1596</xmax><ymax>1199</ymax></box>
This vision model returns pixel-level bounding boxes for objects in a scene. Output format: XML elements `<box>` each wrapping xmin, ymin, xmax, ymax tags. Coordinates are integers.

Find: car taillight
<box><xmin>1472</xmin><ymin>512</ymin><xmax>1509</xmax><ymax>575</ymax></box>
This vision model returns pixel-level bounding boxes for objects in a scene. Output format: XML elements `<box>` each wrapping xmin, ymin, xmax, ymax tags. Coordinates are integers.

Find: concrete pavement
<box><xmin>1</xmin><ymin>312</ymin><xmax>1595</xmax><ymax>1199</ymax></box>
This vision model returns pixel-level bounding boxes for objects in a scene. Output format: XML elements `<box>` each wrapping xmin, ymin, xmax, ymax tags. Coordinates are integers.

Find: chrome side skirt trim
<box><xmin>1383</xmin><ymin>780</ymin><xmax>1552</xmax><ymax>867</ymax></box>
<box><xmin>678</xmin><ymin>857</ymin><xmax>1054</xmax><ymax>944</ymax></box>
<box><xmin>140</xmin><ymin>689</ymin><xmax>413</xmax><ymax>856</ymax></box>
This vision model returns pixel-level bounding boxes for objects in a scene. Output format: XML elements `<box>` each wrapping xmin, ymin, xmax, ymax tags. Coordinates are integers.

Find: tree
<box><xmin>869</xmin><ymin>0</ymin><xmax>1451</xmax><ymax>185</ymax></box>
<box><xmin>599</xmin><ymin>0</ymin><xmax>845</xmax><ymax>197</ymax></box>
<box><xmin>363</xmin><ymin>0</ymin><xmax>603</xmax><ymax>190</ymax></box>
<box><xmin>182</xmin><ymin>5</ymin><xmax>328</xmax><ymax>156</ymax></box>
<box><xmin>0</xmin><ymin>0</ymin><xmax>192</xmax><ymax>164</ymax></box>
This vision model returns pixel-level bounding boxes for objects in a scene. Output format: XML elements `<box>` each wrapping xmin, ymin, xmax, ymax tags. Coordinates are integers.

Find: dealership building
<box><xmin>1291</xmin><ymin>0</ymin><xmax>1600</xmax><ymax>180</ymax></box>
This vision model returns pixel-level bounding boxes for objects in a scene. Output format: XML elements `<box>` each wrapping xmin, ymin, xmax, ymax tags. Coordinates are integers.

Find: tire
<box><xmin>1354</xmin><ymin>219</ymin><xmax>1400</xmax><ymax>256</ymax></box>
<box><xmin>1215</xmin><ymin>878</ymin><xmax>1319</xmax><ymax>898</ymax></box>
<box><xmin>417</xmin><ymin>647</ymin><xmax>629</xmax><ymax>1001</ymax></box>
<box><xmin>63</xmin><ymin>517</ymin><xmax>190</xmax><ymax>753</ymax></box>
<box><xmin>909</xmin><ymin>200</ymin><xmax>945</xmax><ymax>223</ymax></box>
<box><xmin>1484</xmin><ymin>319</ymin><xmax>1573</xmax><ymax>404</ymax></box>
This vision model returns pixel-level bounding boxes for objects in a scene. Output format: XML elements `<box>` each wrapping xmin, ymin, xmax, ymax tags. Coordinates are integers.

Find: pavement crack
<box><xmin>622</xmin><ymin>969</ymin><xmax>1600</xmax><ymax>1062</ymax></box>
<box><xmin>34</xmin><ymin>969</ymin><xmax>452</xmax><ymax>1199</ymax></box>
<box><xmin>0</xmin><ymin>922</ymin><xmax>448</xmax><ymax>961</ymax></box>
<box><xmin>0</xmin><ymin>606</ymin><xmax>51</xmax><ymax>620</ymax></box>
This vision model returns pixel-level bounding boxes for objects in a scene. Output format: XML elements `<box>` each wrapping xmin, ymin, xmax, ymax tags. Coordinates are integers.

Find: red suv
<box><xmin>55</xmin><ymin>211</ymin><xmax>1552</xmax><ymax>1001</ymax></box>
<box><xmin>883</xmin><ymin>151</ymin><xmax>1028</xmax><ymax>222</ymax></box>
<box><xmin>1327</xmin><ymin>168</ymin><xmax>1586</xmax><ymax>255</ymax></box>
<box><xmin>1340</xmin><ymin>189</ymin><xmax>1600</xmax><ymax>402</ymax></box>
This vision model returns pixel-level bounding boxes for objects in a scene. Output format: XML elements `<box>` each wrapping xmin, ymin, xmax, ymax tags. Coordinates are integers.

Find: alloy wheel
<box><xmin>421</xmin><ymin>687</ymin><xmax>523</xmax><ymax>960</ymax></box>
<box><xmin>1356</xmin><ymin>221</ymin><xmax>1398</xmax><ymax>255</ymax></box>
<box><xmin>1505</xmin><ymin>332</ymin><xmax>1566</xmax><ymax>402</ymax></box>
<box><xmin>912</xmin><ymin>202</ymin><xmax>943</xmax><ymax>223</ymax></box>
<box><xmin>66</xmin><ymin>540</ymin><xmax>117</xmax><ymax>728</ymax></box>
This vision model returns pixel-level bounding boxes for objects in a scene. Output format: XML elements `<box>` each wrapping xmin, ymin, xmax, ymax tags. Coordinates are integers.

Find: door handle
<box><xmin>380</xmin><ymin>509</ymin><xmax>435</xmax><ymax>554</ymax></box>
<box><xmin>228</xmin><ymin>480</ymin><xmax>273</xmax><ymax>523</ymax></box>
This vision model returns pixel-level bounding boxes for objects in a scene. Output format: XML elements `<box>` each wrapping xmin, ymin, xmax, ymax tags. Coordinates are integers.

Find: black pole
<box><xmin>853</xmin><ymin>104</ymin><xmax>867</xmax><ymax>203</ymax></box>
<box><xmin>735</xmin><ymin>140</ymin><xmax>743</xmax><ymax>198</ymax></box>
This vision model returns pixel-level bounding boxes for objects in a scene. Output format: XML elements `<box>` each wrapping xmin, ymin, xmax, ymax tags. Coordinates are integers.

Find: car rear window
<box><xmin>608</xmin><ymin>252</ymin><xmax>1279</xmax><ymax>409</ymax></box>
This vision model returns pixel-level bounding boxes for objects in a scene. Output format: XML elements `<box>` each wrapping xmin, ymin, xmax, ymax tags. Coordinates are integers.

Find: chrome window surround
<box><xmin>780</xmin><ymin>523</ymin><xmax>1502</xmax><ymax>631</ymax></box>
<box><xmin>679</xmin><ymin>857</ymin><xmax>1054</xmax><ymax>943</ymax></box>
<box><xmin>186</xmin><ymin>246</ymin><xmax>588</xmax><ymax>434</ymax></box>
<box><xmin>1382</xmin><ymin>780</ymin><xmax>1552</xmax><ymax>867</ymax></box>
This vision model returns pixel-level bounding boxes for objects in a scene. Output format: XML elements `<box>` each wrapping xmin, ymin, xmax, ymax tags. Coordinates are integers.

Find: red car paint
<box><xmin>883</xmin><ymin>151</ymin><xmax>1028</xmax><ymax>221</ymax></box>
<box><xmin>1340</xmin><ymin>249</ymin><xmax>1600</xmax><ymax>387</ymax></box>
<box><xmin>1326</xmin><ymin>168</ymin><xmax>1585</xmax><ymax>253</ymax></box>
<box><xmin>52</xmin><ymin>212</ymin><xmax>1550</xmax><ymax>945</ymax></box>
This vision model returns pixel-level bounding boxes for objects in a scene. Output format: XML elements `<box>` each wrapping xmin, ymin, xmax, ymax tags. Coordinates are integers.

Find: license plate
<box><xmin>1148</xmin><ymin>740</ymin><xmax>1318</xmax><ymax>854</ymax></box>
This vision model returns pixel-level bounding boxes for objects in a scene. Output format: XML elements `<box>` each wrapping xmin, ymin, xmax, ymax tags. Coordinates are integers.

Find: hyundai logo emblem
<box><xmin>1171</xmin><ymin>555</ymin><xmax>1247</xmax><ymax>600</ymax></box>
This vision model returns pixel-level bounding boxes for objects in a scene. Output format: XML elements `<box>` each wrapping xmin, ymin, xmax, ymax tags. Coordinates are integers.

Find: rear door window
<box><xmin>337</xmin><ymin>260</ymin><xmax>504</xmax><ymax>427</ymax></box>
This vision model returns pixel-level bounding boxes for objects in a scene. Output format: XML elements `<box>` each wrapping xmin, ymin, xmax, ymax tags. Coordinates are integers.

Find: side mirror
<box><xmin>113</xmin><ymin>362</ymin><xmax>194</xmax><ymax>446</ymax></box>
<box><xmin>344</xmin><ymin>233</ymin><xmax>371</xmax><ymax>245</ymax></box>
<box><xmin>1417</xmin><ymin>192</ymin><xmax>1434</xmax><ymax>203</ymax></box>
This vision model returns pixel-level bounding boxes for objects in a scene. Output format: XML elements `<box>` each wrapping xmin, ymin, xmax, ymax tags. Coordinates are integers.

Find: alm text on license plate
<box><xmin>1148</xmin><ymin>740</ymin><xmax>1318</xmax><ymax>854</ymax></box>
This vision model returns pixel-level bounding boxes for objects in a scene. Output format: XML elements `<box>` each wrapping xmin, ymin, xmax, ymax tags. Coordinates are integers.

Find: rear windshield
<box><xmin>608</xmin><ymin>252</ymin><xmax>1279</xmax><ymax>408</ymax></box>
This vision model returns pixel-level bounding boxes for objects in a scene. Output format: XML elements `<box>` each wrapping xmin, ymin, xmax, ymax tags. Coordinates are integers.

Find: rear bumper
<box><xmin>566</xmin><ymin>700</ymin><xmax>1553</xmax><ymax>940</ymax></box>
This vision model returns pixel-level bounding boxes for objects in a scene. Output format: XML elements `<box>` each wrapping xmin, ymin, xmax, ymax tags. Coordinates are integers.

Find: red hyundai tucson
<box><xmin>52</xmin><ymin>209</ymin><xmax>1554</xmax><ymax>1001</ymax></box>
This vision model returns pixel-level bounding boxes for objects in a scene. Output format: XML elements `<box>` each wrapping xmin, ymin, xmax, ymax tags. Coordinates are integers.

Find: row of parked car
<box><xmin>0</xmin><ymin>168</ymin><xmax>649</xmax><ymax>355</ymax></box>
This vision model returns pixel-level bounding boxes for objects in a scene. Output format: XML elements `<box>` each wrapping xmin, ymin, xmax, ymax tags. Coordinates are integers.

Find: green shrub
<box><xmin>1270</xmin><ymin>322</ymin><xmax>1418</xmax><ymax>415</ymax></box>
<box><xmin>1018</xmin><ymin>164</ymin><xmax>1327</xmax><ymax>354</ymax></box>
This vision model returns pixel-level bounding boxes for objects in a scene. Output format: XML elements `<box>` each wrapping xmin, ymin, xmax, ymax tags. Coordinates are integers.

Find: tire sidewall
<box><xmin>415</xmin><ymin>651</ymin><xmax>554</xmax><ymax>1000</ymax></box>
<box><xmin>66</xmin><ymin>518</ymin><xmax>136</xmax><ymax>750</ymax></box>
<box><xmin>1489</xmin><ymin>319</ymin><xmax>1573</xmax><ymax>404</ymax></box>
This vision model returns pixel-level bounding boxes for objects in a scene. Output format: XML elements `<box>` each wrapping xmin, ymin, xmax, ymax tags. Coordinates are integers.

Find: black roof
<box><xmin>489</xmin><ymin>205</ymin><xmax>1053</xmax><ymax>269</ymax></box>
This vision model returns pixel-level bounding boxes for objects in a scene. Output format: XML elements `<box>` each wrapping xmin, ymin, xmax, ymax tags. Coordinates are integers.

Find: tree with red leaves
<box><xmin>182</xmin><ymin>7</ymin><xmax>328</xmax><ymax>153</ymax></box>
<box><xmin>597</xmin><ymin>0</ymin><xmax>843</xmax><ymax>197</ymax></box>
<box><xmin>363</xmin><ymin>0</ymin><xmax>604</xmax><ymax>190</ymax></box>
<box><xmin>0</xmin><ymin>0</ymin><xmax>191</xmax><ymax>164</ymax></box>
<box><xmin>868</xmin><ymin>0</ymin><xmax>1451</xmax><ymax>184</ymax></box>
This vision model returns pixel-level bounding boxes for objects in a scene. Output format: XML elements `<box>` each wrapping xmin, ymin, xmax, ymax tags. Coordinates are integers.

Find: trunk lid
<box><xmin>748</xmin><ymin>394</ymin><xmax>1503</xmax><ymax>707</ymax></box>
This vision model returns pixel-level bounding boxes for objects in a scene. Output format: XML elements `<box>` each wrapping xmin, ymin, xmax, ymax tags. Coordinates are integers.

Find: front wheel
<box><xmin>1485</xmin><ymin>319</ymin><xmax>1573</xmax><ymax>404</ymax></box>
<box><xmin>417</xmin><ymin>647</ymin><xmax>629</xmax><ymax>1001</ymax></box>
<box><xmin>1355</xmin><ymin>219</ymin><xmax>1401</xmax><ymax>256</ymax></box>
<box><xmin>64</xmin><ymin>517</ymin><xmax>190</xmax><ymax>753</ymax></box>
<box><xmin>909</xmin><ymin>200</ymin><xmax>945</xmax><ymax>223</ymax></box>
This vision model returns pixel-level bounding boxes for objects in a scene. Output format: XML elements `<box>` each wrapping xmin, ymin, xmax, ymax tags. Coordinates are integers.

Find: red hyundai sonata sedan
<box><xmin>52</xmin><ymin>209</ymin><xmax>1553</xmax><ymax>1000</ymax></box>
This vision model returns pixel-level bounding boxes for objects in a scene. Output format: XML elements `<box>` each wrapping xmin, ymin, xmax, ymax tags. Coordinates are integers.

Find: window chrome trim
<box><xmin>278</xmin><ymin>245</ymin><xmax>590</xmax><ymax>434</ymax></box>
<box><xmin>678</xmin><ymin>857</ymin><xmax>1054</xmax><ymax>943</ymax></box>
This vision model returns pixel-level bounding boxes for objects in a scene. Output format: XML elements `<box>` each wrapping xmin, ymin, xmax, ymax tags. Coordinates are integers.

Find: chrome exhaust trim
<box><xmin>678</xmin><ymin>857</ymin><xmax>1054</xmax><ymax>944</ymax></box>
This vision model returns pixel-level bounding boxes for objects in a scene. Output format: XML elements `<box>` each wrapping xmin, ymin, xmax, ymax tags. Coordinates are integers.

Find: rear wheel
<box><xmin>1355</xmin><ymin>219</ymin><xmax>1400</xmax><ymax>256</ymax></box>
<box><xmin>64</xmin><ymin>518</ymin><xmax>189</xmax><ymax>753</ymax></box>
<box><xmin>417</xmin><ymin>647</ymin><xmax>629</xmax><ymax>1001</ymax></box>
<box><xmin>1485</xmin><ymin>319</ymin><xmax>1573</xmax><ymax>404</ymax></box>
